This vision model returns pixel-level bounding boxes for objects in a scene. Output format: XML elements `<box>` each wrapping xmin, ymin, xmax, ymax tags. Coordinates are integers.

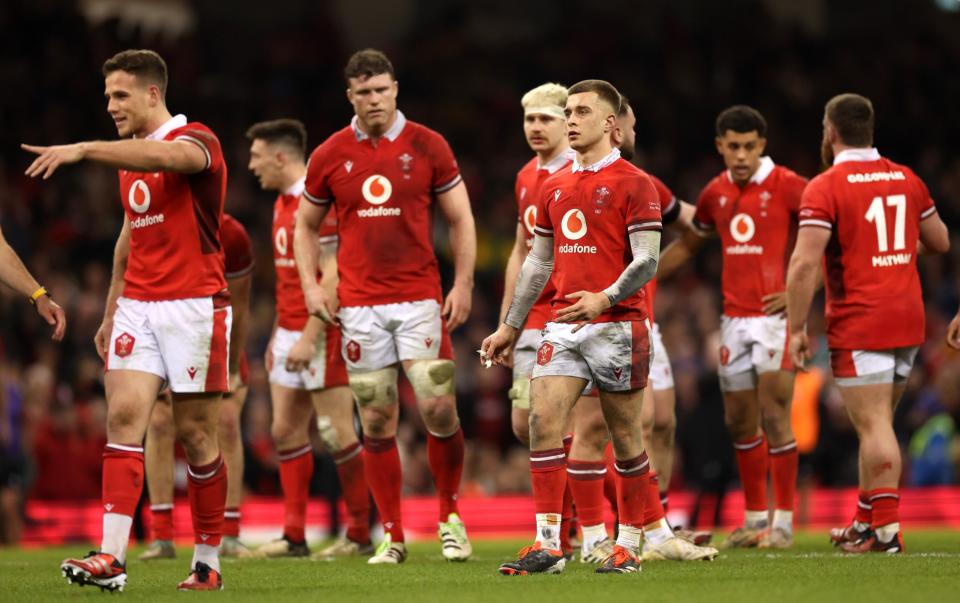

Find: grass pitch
<box><xmin>1</xmin><ymin>531</ymin><xmax>958</xmax><ymax>602</ymax></box>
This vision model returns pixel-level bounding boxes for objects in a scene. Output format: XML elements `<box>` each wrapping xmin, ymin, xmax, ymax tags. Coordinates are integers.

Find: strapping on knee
<box><xmin>406</xmin><ymin>359</ymin><xmax>455</xmax><ymax>400</ymax></box>
<box><xmin>349</xmin><ymin>367</ymin><xmax>399</xmax><ymax>408</ymax></box>
<box><xmin>316</xmin><ymin>416</ymin><xmax>341</xmax><ymax>453</ymax></box>
<box><xmin>508</xmin><ymin>377</ymin><xmax>531</xmax><ymax>410</ymax></box>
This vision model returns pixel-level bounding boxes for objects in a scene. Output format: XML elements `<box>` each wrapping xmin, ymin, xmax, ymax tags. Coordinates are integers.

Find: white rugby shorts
<box><xmin>269</xmin><ymin>325</ymin><xmax>349</xmax><ymax>390</ymax></box>
<box><xmin>338</xmin><ymin>299</ymin><xmax>452</xmax><ymax>372</ymax></box>
<box><xmin>718</xmin><ymin>314</ymin><xmax>791</xmax><ymax>391</ymax></box>
<box><xmin>830</xmin><ymin>347</ymin><xmax>919</xmax><ymax>387</ymax></box>
<box><xmin>531</xmin><ymin>320</ymin><xmax>650</xmax><ymax>392</ymax></box>
<box><xmin>107</xmin><ymin>294</ymin><xmax>231</xmax><ymax>393</ymax></box>
<box><xmin>648</xmin><ymin>321</ymin><xmax>674</xmax><ymax>391</ymax></box>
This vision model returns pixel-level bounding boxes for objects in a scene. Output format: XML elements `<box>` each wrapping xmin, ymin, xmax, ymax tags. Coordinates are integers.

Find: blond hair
<box><xmin>521</xmin><ymin>83</ymin><xmax>568</xmax><ymax>118</ymax></box>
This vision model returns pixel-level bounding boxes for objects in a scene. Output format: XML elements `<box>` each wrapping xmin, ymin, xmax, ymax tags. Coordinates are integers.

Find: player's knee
<box><xmin>576</xmin><ymin>415</ymin><xmax>609</xmax><ymax>454</ymax></box>
<box><xmin>407</xmin><ymin>359</ymin><xmax>456</xmax><ymax>401</ymax></box>
<box><xmin>108</xmin><ymin>404</ymin><xmax>144</xmax><ymax>437</ymax></box>
<box><xmin>176</xmin><ymin>421</ymin><xmax>216</xmax><ymax>457</ymax></box>
<box><xmin>349</xmin><ymin>368</ymin><xmax>398</xmax><ymax>409</ymax></box>
<box><xmin>724</xmin><ymin>411</ymin><xmax>755</xmax><ymax>441</ymax></box>
<box><xmin>148</xmin><ymin>406</ymin><xmax>174</xmax><ymax>439</ymax></box>
<box><xmin>270</xmin><ymin>420</ymin><xmax>300</xmax><ymax>447</ymax></box>
<box><xmin>528</xmin><ymin>406</ymin><xmax>561</xmax><ymax>443</ymax></box>
<box><xmin>218</xmin><ymin>411</ymin><xmax>241</xmax><ymax>448</ymax></box>
<box><xmin>509</xmin><ymin>377</ymin><xmax>531</xmax><ymax>411</ymax></box>
<box><xmin>653</xmin><ymin>412</ymin><xmax>676</xmax><ymax>439</ymax></box>
<box><xmin>420</xmin><ymin>397</ymin><xmax>457</xmax><ymax>432</ymax></box>
<box><xmin>316</xmin><ymin>415</ymin><xmax>344</xmax><ymax>454</ymax></box>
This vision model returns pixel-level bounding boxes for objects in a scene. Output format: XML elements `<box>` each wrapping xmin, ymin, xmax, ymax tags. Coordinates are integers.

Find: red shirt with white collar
<box><xmin>272</xmin><ymin>178</ymin><xmax>339</xmax><ymax>330</ymax></box>
<box><xmin>799</xmin><ymin>148</ymin><xmax>936</xmax><ymax>349</ymax></box>
<box><xmin>303</xmin><ymin>112</ymin><xmax>462</xmax><ymax>307</ymax></box>
<box><xmin>535</xmin><ymin>149</ymin><xmax>662</xmax><ymax>323</ymax></box>
<box><xmin>515</xmin><ymin>149</ymin><xmax>575</xmax><ymax>330</ymax></box>
<box><xmin>119</xmin><ymin>114</ymin><xmax>227</xmax><ymax>301</ymax></box>
<box><xmin>692</xmin><ymin>157</ymin><xmax>806</xmax><ymax>317</ymax></box>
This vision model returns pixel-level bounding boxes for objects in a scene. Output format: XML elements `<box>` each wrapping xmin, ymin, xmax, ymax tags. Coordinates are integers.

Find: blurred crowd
<box><xmin>1</xmin><ymin>0</ymin><xmax>959</xmax><ymax>541</ymax></box>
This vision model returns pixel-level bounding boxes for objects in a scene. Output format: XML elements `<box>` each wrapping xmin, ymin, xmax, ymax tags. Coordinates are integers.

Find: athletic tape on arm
<box><xmin>504</xmin><ymin>234</ymin><xmax>554</xmax><ymax>329</ymax></box>
<box><xmin>602</xmin><ymin>230</ymin><xmax>661</xmax><ymax>306</ymax></box>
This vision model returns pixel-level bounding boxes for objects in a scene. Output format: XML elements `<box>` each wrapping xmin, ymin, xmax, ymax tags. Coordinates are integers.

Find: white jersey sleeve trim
<box><xmin>434</xmin><ymin>174</ymin><xmax>463</xmax><ymax>194</ymax></box>
<box><xmin>920</xmin><ymin>205</ymin><xmax>938</xmax><ymax>220</ymax></box>
<box><xmin>174</xmin><ymin>135</ymin><xmax>212</xmax><ymax>170</ymax></box>
<box><xmin>798</xmin><ymin>219</ymin><xmax>833</xmax><ymax>230</ymax></box>
<box><xmin>303</xmin><ymin>190</ymin><xmax>332</xmax><ymax>206</ymax></box>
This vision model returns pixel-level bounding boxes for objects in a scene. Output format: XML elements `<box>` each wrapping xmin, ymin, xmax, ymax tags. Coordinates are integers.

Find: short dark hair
<box><xmin>617</xmin><ymin>94</ymin><xmax>630</xmax><ymax>118</ymax></box>
<box><xmin>568</xmin><ymin>79</ymin><xmax>621</xmax><ymax>115</ymax></box>
<box><xmin>715</xmin><ymin>105</ymin><xmax>767</xmax><ymax>137</ymax></box>
<box><xmin>102</xmin><ymin>49</ymin><xmax>168</xmax><ymax>98</ymax></box>
<box><xmin>344</xmin><ymin>49</ymin><xmax>395</xmax><ymax>82</ymax></box>
<box><xmin>245</xmin><ymin>119</ymin><xmax>308</xmax><ymax>158</ymax></box>
<box><xmin>825</xmin><ymin>93</ymin><xmax>874</xmax><ymax>147</ymax></box>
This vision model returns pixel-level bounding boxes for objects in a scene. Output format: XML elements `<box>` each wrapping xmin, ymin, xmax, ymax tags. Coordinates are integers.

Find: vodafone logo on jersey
<box><xmin>558</xmin><ymin>208</ymin><xmax>597</xmax><ymax>254</ymax></box>
<box><xmin>129</xmin><ymin>179</ymin><xmax>151</xmax><ymax>213</ymax></box>
<box><xmin>358</xmin><ymin>175</ymin><xmax>401</xmax><ymax>217</ymax></box>
<box><xmin>726</xmin><ymin>213</ymin><xmax>762</xmax><ymax>255</ymax></box>
<box><xmin>128</xmin><ymin>178</ymin><xmax>165</xmax><ymax>230</ymax></box>
<box><xmin>523</xmin><ymin>206</ymin><xmax>537</xmax><ymax>236</ymax></box>
<box><xmin>274</xmin><ymin>227</ymin><xmax>295</xmax><ymax>267</ymax></box>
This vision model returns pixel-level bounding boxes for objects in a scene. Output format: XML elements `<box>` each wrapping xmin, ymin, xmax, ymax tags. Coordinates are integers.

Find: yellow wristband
<box><xmin>29</xmin><ymin>286</ymin><xmax>48</xmax><ymax>304</ymax></box>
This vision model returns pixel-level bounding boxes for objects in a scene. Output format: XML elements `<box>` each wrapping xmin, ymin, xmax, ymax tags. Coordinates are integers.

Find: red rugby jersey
<box><xmin>303</xmin><ymin>112</ymin><xmax>462</xmax><ymax>307</ymax></box>
<box><xmin>221</xmin><ymin>213</ymin><xmax>254</xmax><ymax>279</ymax></box>
<box><xmin>692</xmin><ymin>157</ymin><xmax>807</xmax><ymax>317</ymax></box>
<box><xmin>118</xmin><ymin>115</ymin><xmax>227</xmax><ymax>301</ymax></box>
<box><xmin>535</xmin><ymin>149</ymin><xmax>662</xmax><ymax>323</ymax></box>
<box><xmin>799</xmin><ymin>148</ymin><xmax>936</xmax><ymax>350</ymax></box>
<box><xmin>514</xmin><ymin>149</ymin><xmax>574</xmax><ymax>330</ymax></box>
<box><xmin>273</xmin><ymin>178</ymin><xmax>339</xmax><ymax>331</ymax></box>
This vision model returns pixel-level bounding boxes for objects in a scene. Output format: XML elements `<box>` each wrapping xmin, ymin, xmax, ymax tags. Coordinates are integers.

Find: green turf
<box><xmin>1</xmin><ymin>531</ymin><xmax>958</xmax><ymax>602</ymax></box>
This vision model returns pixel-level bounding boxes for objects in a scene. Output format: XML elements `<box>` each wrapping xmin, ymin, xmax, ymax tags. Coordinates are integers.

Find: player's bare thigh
<box><xmin>721</xmin><ymin>387</ymin><xmax>762</xmax><ymax>442</ymax></box>
<box><xmin>218</xmin><ymin>384</ymin><xmax>246</xmax><ymax>451</ymax></box>
<box><xmin>269</xmin><ymin>383</ymin><xmax>314</xmax><ymax>449</ymax></box>
<box><xmin>104</xmin><ymin>369</ymin><xmax>165</xmax><ymax>443</ymax></box>
<box><xmin>310</xmin><ymin>385</ymin><xmax>359</xmax><ymax>452</ymax></box>
<box><xmin>528</xmin><ymin>375</ymin><xmax>586</xmax><ymax>450</ymax></box>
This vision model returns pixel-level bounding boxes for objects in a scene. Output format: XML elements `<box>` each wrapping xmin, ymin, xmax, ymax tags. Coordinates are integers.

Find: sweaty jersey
<box><xmin>303</xmin><ymin>111</ymin><xmax>462</xmax><ymax>307</ymax></box>
<box><xmin>119</xmin><ymin>115</ymin><xmax>227</xmax><ymax>301</ymax></box>
<box><xmin>273</xmin><ymin>178</ymin><xmax>339</xmax><ymax>331</ymax></box>
<box><xmin>515</xmin><ymin>149</ymin><xmax>575</xmax><ymax>330</ymax></box>
<box><xmin>692</xmin><ymin>157</ymin><xmax>806</xmax><ymax>317</ymax></box>
<box><xmin>222</xmin><ymin>213</ymin><xmax>254</xmax><ymax>279</ymax></box>
<box><xmin>535</xmin><ymin>149</ymin><xmax>662</xmax><ymax>323</ymax></box>
<box><xmin>799</xmin><ymin>148</ymin><xmax>936</xmax><ymax>350</ymax></box>
<box><xmin>642</xmin><ymin>174</ymin><xmax>681</xmax><ymax>323</ymax></box>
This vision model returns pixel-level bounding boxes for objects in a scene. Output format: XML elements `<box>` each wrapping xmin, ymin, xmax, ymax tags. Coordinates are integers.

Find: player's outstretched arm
<box><xmin>293</xmin><ymin>198</ymin><xmax>335</xmax><ymax>324</ymax></box>
<box><xmin>498</xmin><ymin>223</ymin><xmax>528</xmax><ymax>324</ymax></box>
<box><xmin>556</xmin><ymin>230</ymin><xmax>661</xmax><ymax>332</ymax></box>
<box><xmin>22</xmin><ymin>138</ymin><xmax>208</xmax><ymax>179</ymax></box>
<box><xmin>437</xmin><ymin>181</ymin><xmax>476</xmax><ymax>331</ymax></box>
<box><xmin>656</xmin><ymin>228</ymin><xmax>706</xmax><ymax>281</ymax></box>
<box><xmin>481</xmin><ymin>234</ymin><xmax>554</xmax><ymax>366</ymax></box>
<box><xmin>918</xmin><ymin>211</ymin><xmax>949</xmax><ymax>256</ymax></box>
<box><xmin>785</xmin><ymin>227</ymin><xmax>830</xmax><ymax>370</ymax></box>
<box><xmin>0</xmin><ymin>227</ymin><xmax>66</xmax><ymax>341</ymax></box>
<box><xmin>95</xmin><ymin>217</ymin><xmax>131</xmax><ymax>360</ymax></box>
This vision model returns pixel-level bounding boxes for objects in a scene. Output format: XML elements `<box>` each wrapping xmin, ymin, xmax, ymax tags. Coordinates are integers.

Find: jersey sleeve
<box><xmin>221</xmin><ymin>216</ymin><xmax>255</xmax><ymax>278</ymax></box>
<box><xmin>303</xmin><ymin>145</ymin><xmax>333</xmax><ymax>206</ymax></box>
<box><xmin>174</xmin><ymin>124</ymin><xmax>223</xmax><ymax>173</ymax></box>
<box><xmin>797</xmin><ymin>175</ymin><xmax>835</xmax><ymax>230</ymax></box>
<box><xmin>912</xmin><ymin>171</ymin><xmax>937</xmax><ymax>220</ymax></box>
<box><xmin>650</xmin><ymin>175</ymin><xmax>680</xmax><ymax>226</ymax></box>
<box><xmin>784</xmin><ymin>172</ymin><xmax>809</xmax><ymax>216</ymax></box>
<box><xmin>318</xmin><ymin>211</ymin><xmax>339</xmax><ymax>246</ymax></box>
<box><xmin>533</xmin><ymin>180</ymin><xmax>556</xmax><ymax>237</ymax></box>
<box><xmin>626</xmin><ymin>174</ymin><xmax>663</xmax><ymax>234</ymax></box>
<box><xmin>691</xmin><ymin>184</ymin><xmax>716</xmax><ymax>236</ymax></box>
<box><xmin>429</xmin><ymin>132</ymin><xmax>463</xmax><ymax>194</ymax></box>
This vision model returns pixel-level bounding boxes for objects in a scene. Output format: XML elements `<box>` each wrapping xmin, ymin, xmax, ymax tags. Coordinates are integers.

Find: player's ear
<box><xmin>714</xmin><ymin>136</ymin><xmax>724</xmax><ymax>155</ymax></box>
<box><xmin>392</xmin><ymin>79</ymin><xmax>399</xmax><ymax>98</ymax></box>
<box><xmin>147</xmin><ymin>84</ymin><xmax>162</xmax><ymax>108</ymax></box>
<box><xmin>757</xmin><ymin>137</ymin><xmax>767</xmax><ymax>154</ymax></box>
